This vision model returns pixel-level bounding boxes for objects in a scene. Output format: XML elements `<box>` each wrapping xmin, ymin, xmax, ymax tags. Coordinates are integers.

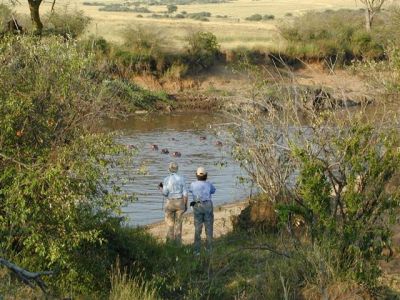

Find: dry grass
<box><xmin>13</xmin><ymin>0</ymin><xmax>359</xmax><ymax>49</ymax></box>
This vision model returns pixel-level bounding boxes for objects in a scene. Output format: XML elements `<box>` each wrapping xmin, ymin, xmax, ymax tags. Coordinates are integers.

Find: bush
<box><xmin>186</xmin><ymin>31</ymin><xmax>220</xmax><ymax>71</ymax></box>
<box><xmin>245</xmin><ymin>14</ymin><xmax>262</xmax><ymax>21</ymax></box>
<box><xmin>122</xmin><ymin>26</ymin><xmax>164</xmax><ymax>54</ymax></box>
<box><xmin>231</xmin><ymin>80</ymin><xmax>400</xmax><ymax>290</ymax></box>
<box><xmin>99</xmin><ymin>4</ymin><xmax>150</xmax><ymax>13</ymax></box>
<box><xmin>0</xmin><ymin>35</ymin><xmax>129</xmax><ymax>295</ymax></box>
<box><xmin>82</xmin><ymin>1</ymin><xmax>105</xmax><ymax>6</ymax></box>
<box><xmin>225</xmin><ymin>47</ymin><xmax>267</xmax><ymax>65</ymax></box>
<box><xmin>187</xmin><ymin>11</ymin><xmax>211</xmax><ymax>20</ymax></box>
<box><xmin>167</xmin><ymin>4</ymin><xmax>177</xmax><ymax>14</ymax></box>
<box><xmin>102</xmin><ymin>79</ymin><xmax>169</xmax><ymax>110</ymax></box>
<box><xmin>79</xmin><ymin>35</ymin><xmax>110</xmax><ymax>54</ymax></box>
<box><xmin>263</xmin><ymin>14</ymin><xmax>274</xmax><ymax>20</ymax></box>
<box><xmin>44</xmin><ymin>9</ymin><xmax>91</xmax><ymax>38</ymax></box>
<box><xmin>278</xmin><ymin>9</ymin><xmax>390</xmax><ymax>63</ymax></box>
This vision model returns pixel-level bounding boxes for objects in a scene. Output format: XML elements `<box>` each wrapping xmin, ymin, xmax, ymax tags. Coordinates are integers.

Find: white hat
<box><xmin>169</xmin><ymin>162</ymin><xmax>178</xmax><ymax>172</ymax></box>
<box><xmin>196</xmin><ymin>167</ymin><xmax>207</xmax><ymax>176</ymax></box>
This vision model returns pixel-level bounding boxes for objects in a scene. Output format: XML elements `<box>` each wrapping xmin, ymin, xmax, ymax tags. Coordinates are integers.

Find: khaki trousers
<box><xmin>165</xmin><ymin>198</ymin><xmax>185</xmax><ymax>243</ymax></box>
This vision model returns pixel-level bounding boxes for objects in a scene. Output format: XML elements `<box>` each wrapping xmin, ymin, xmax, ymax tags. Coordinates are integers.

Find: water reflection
<box><xmin>105</xmin><ymin>113</ymin><xmax>250</xmax><ymax>226</ymax></box>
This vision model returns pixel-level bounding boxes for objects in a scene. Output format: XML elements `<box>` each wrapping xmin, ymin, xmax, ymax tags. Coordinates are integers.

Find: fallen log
<box><xmin>0</xmin><ymin>258</ymin><xmax>53</xmax><ymax>293</ymax></box>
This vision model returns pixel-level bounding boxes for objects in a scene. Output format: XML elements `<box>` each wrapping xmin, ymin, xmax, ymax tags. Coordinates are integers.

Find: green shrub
<box><xmin>44</xmin><ymin>9</ymin><xmax>91</xmax><ymax>38</ymax></box>
<box><xmin>245</xmin><ymin>14</ymin><xmax>262</xmax><ymax>21</ymax></box>
<box><xmin>80</xmin><ymin>35</ymin><xmax>110</xmax><ymax>54</ymax></box>
<box><xmin>187</xmin><ymin>11</ymin><xmax>211</xmax><ymax>20</ymax></box>
<box><xmin>226</xmin><ymin>47</ymin><xmax>267</xmax><ymax>65</ymax></box>
<box><xmin>82</xmin><ymin>1</ymin><xmax>105</xmax><ymax>6</ymax></box>
<box><xmin>166</xmin><ymin>4</ymin><xmax>177</xmax><ymax>14</ymax></box>
<box><xmin>278</xmin><ymin>9</ymin><xmax>389</xmax><ymax>63</ymax></box>
<box><xmin>121</xmin><ymin>26</ymin><xmax>164</xmax><ymax>54</ymax></box>
<box><xmin>263</xmin><ymin>14</ymin><xmax>274</xmax><ymax>20</ymax></box>
<box><xmin>0</xmin><ymin>35</ymin><xmax>129</xmax><ymax>295</ymax></box>
<box><xmin>102</xmin><ymin>79</ymin><xmax>169</xmax><ymax>110</ymax></box>
<box><xmin>186</xmin><ymin>31</ymin><xmax>220</xmax><ymax>71</ymax></box>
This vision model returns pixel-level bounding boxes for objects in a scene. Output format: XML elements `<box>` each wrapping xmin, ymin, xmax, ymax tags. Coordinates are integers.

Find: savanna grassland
<box><xmin>14</xmin><ymin>0</ymin><xmax>359</xmax><ymax>48</ymax></box>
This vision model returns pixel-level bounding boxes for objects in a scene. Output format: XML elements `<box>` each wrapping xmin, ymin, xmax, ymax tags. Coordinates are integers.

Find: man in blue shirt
<box><xmin>190</xmin><ymin>167</ymin><xmax>216</xmax><ymax>254</ymax></box>
<box><xmin>161</xmin><ymin>162</ymin><xmax>188</xmax><ymax>243</ymax></box>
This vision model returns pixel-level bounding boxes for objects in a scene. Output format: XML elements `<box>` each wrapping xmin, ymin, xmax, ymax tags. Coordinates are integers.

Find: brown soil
<box><xmin>134</xmin><ymin>61</ymin><xmax>371</xmax><ymax>112</ymax></box>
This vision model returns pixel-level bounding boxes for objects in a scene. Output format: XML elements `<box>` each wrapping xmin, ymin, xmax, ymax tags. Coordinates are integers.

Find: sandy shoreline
<box><xmin>146</xmin><ymin>200</ymin><xmax>248</xmax><ymax>244</ymax></box>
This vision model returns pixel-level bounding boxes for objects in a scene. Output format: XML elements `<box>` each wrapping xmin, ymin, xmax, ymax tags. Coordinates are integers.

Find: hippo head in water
<box><xmin>151</xmin><ymin>144</ymin><xmax>159</xmax><ymax>151</ymax></box>
<box><xmin>215</xmin><ymin>141</ymin><xmax>223</xmax><ymax>147</ymax></box>
<box><xmin>171</xmin><ymin>151</ymin><xmax>181</xmax><ymax>157</ymax></box>
<box><xmin>199</xmin><ymin>136</ymin><xmax>207</xmax><ymax>141</ymax></box>
<box><xmin>161</xmin><ymin>148</ymin><xmax>169</xmax><ymax>154</ymax></box>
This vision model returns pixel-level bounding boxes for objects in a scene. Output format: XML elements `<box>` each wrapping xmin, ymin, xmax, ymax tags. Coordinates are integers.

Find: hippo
<box><xmin>161</xmin><ymin>148</ymin><xmax>169</xmax><ymax>154</ymax></box>
<box><xmin>215</xmin><ymin>141</ymin><xmax>223</xmax><ymax>147</ymax></box>
<box><xmin>199</xmin><ymin>136</ymin><xmax>207</xmax><ymax>141</ymax></box>
<box><xmin>127</xmin><ymin>144</ymin><xmax>138</xmax><ymax>150</ymax></box>
<box><xmin>151</xmin><ymin>144</ymin><xmax>159</xmax><ymax>151</ymax></box>
<box><xmin>171</xmin><ymin>151</ymin><xmax>181</xmax><ymax>157</ymax></box>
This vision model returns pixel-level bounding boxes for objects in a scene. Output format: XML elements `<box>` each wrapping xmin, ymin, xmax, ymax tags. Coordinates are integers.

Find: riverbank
<box><xmin>146</xmin><ymin>200</ymin><xmax>248</xmax><ymax>244</ymax></box>
<box><xmin>132</xmin><ymin>61</ymin><xmax>372</xmax><ymax>113</ymax></box>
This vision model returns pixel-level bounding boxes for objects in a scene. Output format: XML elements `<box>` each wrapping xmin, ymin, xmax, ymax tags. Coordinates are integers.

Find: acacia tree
<box><xmin>359</xmin><ymin>0</ymin><xmax>386</xmax><ymax>31</ymax></box>
<box><xmin>27</xmin><ymin>0</ymin><xmax>43</xmax><ymax>33</ymax></box>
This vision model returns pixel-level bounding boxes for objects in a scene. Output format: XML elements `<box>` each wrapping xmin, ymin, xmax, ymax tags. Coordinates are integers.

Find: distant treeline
<box><xmin>83</xmin><ymin>0</ymin><xmax>231</xmax><ymax>6</ymax></box>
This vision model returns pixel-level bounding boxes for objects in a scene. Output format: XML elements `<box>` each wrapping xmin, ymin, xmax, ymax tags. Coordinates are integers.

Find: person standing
<box><xmin>190</xmin><ymin>167</ymin><xmax>216</xmax><ymax>254</ymax></box>
<box><xmin>160</xmin><ymin>162</ymin><xmax>188</xmax><ymax>244</ymax></box>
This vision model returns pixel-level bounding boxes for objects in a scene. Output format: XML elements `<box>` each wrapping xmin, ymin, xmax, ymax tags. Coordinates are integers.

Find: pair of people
<box><xmin>160</xmin><ymin>162</ymin><xmax>216</xmax><ymax>254</ymax></box>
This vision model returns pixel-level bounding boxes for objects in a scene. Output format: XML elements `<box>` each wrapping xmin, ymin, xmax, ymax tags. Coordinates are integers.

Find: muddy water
<box><xmin>104</xmin><ymin>113</ymin><xmax>251</xmax><ymax>226</ymax></box>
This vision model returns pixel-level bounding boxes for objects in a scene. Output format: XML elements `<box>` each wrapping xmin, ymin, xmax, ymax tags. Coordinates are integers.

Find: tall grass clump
<box><xmin>109</xmin><ymin>266</ymin><xmax>158</xmax><ymax>300</ymax></box>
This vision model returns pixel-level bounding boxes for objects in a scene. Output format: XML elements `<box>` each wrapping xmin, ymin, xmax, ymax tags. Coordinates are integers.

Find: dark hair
<box><xmin>196</xmin><ymin>174</ymin><xmax>207</xmax><ymax>181</ymax></box>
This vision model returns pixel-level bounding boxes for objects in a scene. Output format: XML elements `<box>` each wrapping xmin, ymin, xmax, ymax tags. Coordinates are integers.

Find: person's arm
<box><xmin>210</xmin><ymin>183</ymin><xmax>216</xmax><ymax>194</ymax></box>
<box><xmin>162</xmin><ymin>177</ymin><xmax>169</xmax><ymax>197</ymax></box>
<box><xmin>182</xmin><ymin>177</ymin><xmax>188</xmax><ymax>210</ymax></box>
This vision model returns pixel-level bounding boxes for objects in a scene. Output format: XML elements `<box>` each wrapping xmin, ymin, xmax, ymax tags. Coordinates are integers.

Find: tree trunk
<box><xmin>365</xmin><ymin>9</ymin><xmax>372</xmax><ymax>31</ymax></box>
<box><xmin>28</xmin><ymin>0</ymin><xmax>43</xmax><ymax>34</ymax></box>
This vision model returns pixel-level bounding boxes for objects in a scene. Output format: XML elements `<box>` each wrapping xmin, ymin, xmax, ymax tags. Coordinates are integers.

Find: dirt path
<box><xmin>146</xmin><ymin>200</ymin><xmax>248</xmax><ymax>244</ymax></box>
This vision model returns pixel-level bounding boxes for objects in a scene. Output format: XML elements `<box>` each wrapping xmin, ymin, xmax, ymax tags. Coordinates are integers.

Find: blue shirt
<box><xmin>162</xmin><ymin>173</ymin><xmax>188</xmax><ymax>199</ymax></box>
<box><xmin>190</xmin><ymin>181</ymin><xmax>216</xmax><ymax>202</ymax></box>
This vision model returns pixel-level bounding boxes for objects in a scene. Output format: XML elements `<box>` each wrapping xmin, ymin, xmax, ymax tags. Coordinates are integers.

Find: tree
<box><xmin>27</xmin><ymin>0</ymin><xmax>43</xmax><ymax>33</ymax></box>
<box><xmin>167</xmin><ymin>4</ymin><xmax>177</xmax><ymax>14</ymax></box>
<box><xmin>359</xmin><ymin>0</ymin><xmax>386</xmax><ymax>31</ymax></box>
